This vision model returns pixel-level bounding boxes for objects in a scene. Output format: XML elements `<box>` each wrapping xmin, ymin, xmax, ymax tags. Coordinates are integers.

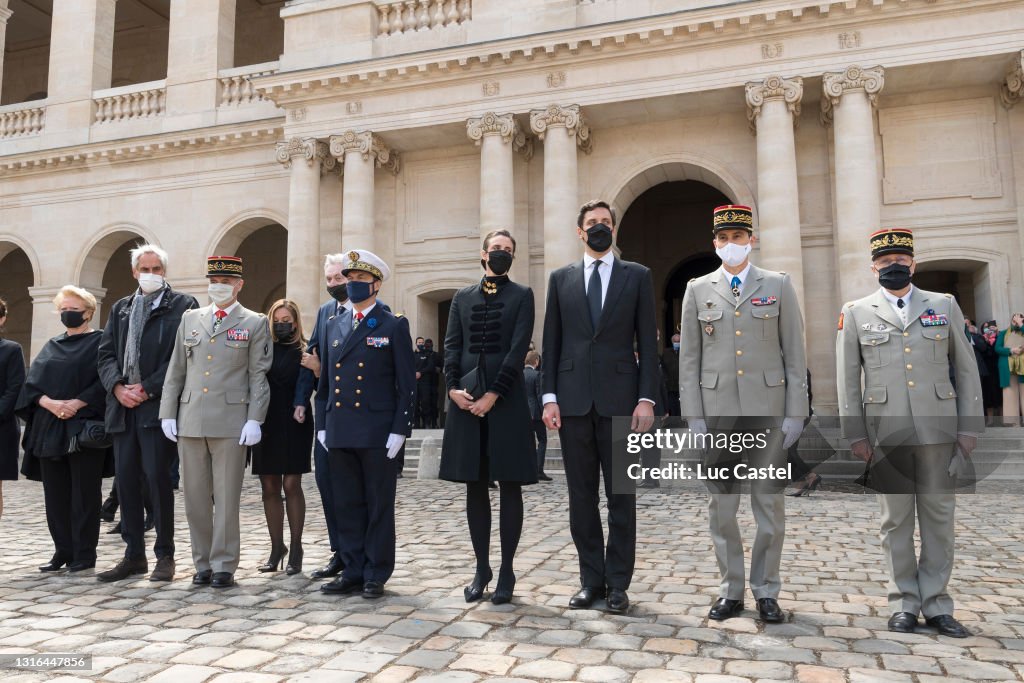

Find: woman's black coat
<box><xmin>0</xmin><ymin>338</ymin><xmax>26</xmax><ymax>480</ymax></box>
<box><xmin>439</xmin><ymin>277</ymin><xmax>536</xmax><ymax>484</ymax></box>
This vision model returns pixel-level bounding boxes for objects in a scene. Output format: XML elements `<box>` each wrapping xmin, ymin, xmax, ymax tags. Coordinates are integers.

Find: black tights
<box><xmin>260</xmin><ymin>474</ymin><xmax>305</xmax><ymax>551</ymax></box>
<box><xmin>466</xmin><ymin>480</ymin><xmax>522</xmax><ymax>582</ymax></box>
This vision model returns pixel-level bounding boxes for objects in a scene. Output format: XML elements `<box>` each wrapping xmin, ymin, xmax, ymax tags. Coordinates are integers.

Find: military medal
<box><xmin>704</xmin><ymin>322</ymin><xmax>714</xmax><ymax>336</ymax></box>
<box><xmin>332</xmin><ymin>339</ymin><xmax>340</xmax><ymax>347</ymax></box>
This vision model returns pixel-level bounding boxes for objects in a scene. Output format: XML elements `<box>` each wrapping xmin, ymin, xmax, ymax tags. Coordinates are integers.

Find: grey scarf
<box><xmin>123</xmin><ymin>285</ymin><xmax>166</xmax><ymax>384</ymax></box>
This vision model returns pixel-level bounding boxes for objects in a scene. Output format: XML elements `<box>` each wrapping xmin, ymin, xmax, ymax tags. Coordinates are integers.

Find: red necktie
<box><xmin>214</xmin><ymin>309</ymin><xmax>227</xmax><ymax>332</ymax></box>
<box><xmin>354</xmin><ymin>311</ymin><xmax>364</xmax><ymax>329</ymax></box>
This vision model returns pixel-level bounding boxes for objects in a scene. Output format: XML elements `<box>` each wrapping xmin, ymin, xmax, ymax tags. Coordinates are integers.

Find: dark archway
<box><xmin>0</xmin><ymin>246</ymin><xmax>34</xmax><ymax>356</ymax></box>
<box><xmin>234</xmin><ymin>223</ymin><xmax>287</xmax><ymax>316</ymax></box>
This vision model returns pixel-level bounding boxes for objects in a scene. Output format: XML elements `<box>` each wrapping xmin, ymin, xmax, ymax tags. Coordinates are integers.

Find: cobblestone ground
<box><xmin>0</xmin><ymin>473</ymin><xmax>1023</xmax><ymax>682</ymax></box>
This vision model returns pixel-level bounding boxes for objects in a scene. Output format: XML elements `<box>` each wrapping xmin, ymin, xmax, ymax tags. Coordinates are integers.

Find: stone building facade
<box><xmin>1</xmin><ymin>0</ymin><xmax>1022</xmax><ymax>413</ymax></box>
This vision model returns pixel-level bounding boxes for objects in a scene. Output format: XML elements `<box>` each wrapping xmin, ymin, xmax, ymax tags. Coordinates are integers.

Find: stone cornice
<box><xmin>0</xmin><ymin>121</ymin><xmax>283</xmax><ymax>178</ymax></box>
<box><xmin>530</xmin><ymin>104</ymin><xmax>592</xmax><ymax>154</ymax></box>
<box><xmin>820</xmin><ymin>64</ymin><xmax>885</xmax><ymax>126</ymax></box>
<box><xmin>253</xmin><ymin>0</ymin><xmax>990</xmax><ymax>106</ymax></box>
<box><xmin>1001</xmin><ymin>50</ymin><xmax>1023</xmax><ymax>109</ymax></box>
<box><xmin>745</xmin><ymin>75</ymin><xmax>803</xmax><ymax>134</ymax></box>
<box><xmin>275</xmin><ymin>137</ymin><xmax>336</xmax><ymax>173</ymax></box>
<box><xmin>328</xmin><ymin>131</ymin><xmax>400</xmax><ymax>175</ymax></box>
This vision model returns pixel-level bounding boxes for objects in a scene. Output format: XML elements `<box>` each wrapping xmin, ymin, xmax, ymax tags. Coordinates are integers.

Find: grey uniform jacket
<box><xmin>159</xmin><ymin>303</ymin><xmax>273</xmax><ymax>438</ymax></box>
<box><xmin>679</xmin><ymin>265</ymin><xmax>808</xmax><ymax>420</ymax></box>
<box><xmin>836</xmin><ymin>287</ymin><xmax>983</xmax><ymax>446</ymax></box>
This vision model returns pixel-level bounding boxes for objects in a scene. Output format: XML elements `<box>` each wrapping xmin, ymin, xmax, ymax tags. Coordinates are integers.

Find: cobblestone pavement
<box><xmin>0</xmin><ymin>473</ymin><xmax>1023</xmax><ymax>682</ymax></box>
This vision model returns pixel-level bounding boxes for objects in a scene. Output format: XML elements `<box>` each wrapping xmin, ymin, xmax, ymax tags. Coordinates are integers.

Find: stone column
<box><xmin>166</xmin><ymin>0</ymin><xmax>236</xmax><ymax>125</ymax></box>
<box><xmin>0</xmin><ymin>2</ymin><xmax>11</xmax><ymax>103</ymax></box>
<box><xmin>746</xmin><ymin>75</ymin><xmax>806</xmax><ymax>312</ymax></box>
<box><xmin>27</xmin><ymin>286</ymin><xmax>63</xmax><ymax>360</ymax></box>
<box><xmin>276</xmin><ymin>137</ymin><xmax>336</xmax><ymax>333</ymax></box>
<box><xmin>44</xmin><ymin>0</ymin><xmax>118</xmax><ymax>145</ymax></box>
<box><xmin>822</xmin><ymin>65</ymin><xmax>885</xmax><ymax>304</ymax></box>
<box><xmin>329</xmin><ymin>131</ymin><xmax>400</xmax><ymax>254</ymax></box>
<box><xmin>530</xmin><ymin>104</ymin><xmax>592</xmax><ymax>295</ymax></box>
<box><xmin>467</xmin><ymin>112</ymin><xmax>532</xmax><ymax>281</ymax></box>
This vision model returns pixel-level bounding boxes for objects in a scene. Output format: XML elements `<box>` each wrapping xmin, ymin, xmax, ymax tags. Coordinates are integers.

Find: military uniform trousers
<box><xmin>330</xmin><ymin>447</ymin><xmax>399</xmax><ymax>585</ymax></box>
<box><xmin>872</xmin><ymin>442</ymin><xmax>957</xmax><ymax>618</ymax></box>
<box><xmin>706</xmin><ymin>427</ymin><xmax>786</xmax><ymax>601</ymax></box>
<box><xmin>178</xmin><ymin>436</ymin><xmax>248</xmax><ymax>574</ymax></box>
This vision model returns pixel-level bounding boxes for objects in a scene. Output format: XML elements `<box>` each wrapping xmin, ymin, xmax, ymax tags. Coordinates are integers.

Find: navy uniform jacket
<box><xmin>315</xmin><ymin>304</ymin><xmax>415</xmax><ymax>449</ymax></box>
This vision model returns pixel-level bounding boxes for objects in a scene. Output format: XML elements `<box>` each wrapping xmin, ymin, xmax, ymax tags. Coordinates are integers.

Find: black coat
<box><xmin>523</xmin><ymin>365</ymin><xmax>542</xmax><ymax>421</ymax></box>
<box><xmin>542</xmin><ymin>258</ymin><xmax>659</xmax><ymax>417</ymax></box>
<box><xmin>251</xmin><ymin>341</ymin><xmax>314</xmax><ymax>474</ymax></box>
<box><xmin>97</xmin><ymin>287</ymin><xmax>199</xmax><ymax>432</ymax></box>
<box><xmin>440</xmin><ymin>277</ymin><xmax>536</xmax><ymax>483</ymax></box>
<box><xmin>0</xmin><ymin>338</ymin><xmax>26</xmax><ymax>480</ymax></box>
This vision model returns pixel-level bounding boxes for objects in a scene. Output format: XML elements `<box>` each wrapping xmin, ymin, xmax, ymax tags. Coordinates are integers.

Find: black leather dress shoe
<box><xmin>39</xmin><ymin>555</ymin><xmax>71</xmax><ymax>572</ymax></box>
<box><xmin>192</xmin><ymin>570</ymin><xmax>212</xmax><ymax>585</ymax></box>
<box><xmin>708</xmin><ymin>598</ymin><xmax>744</xmax><ymax>621</ymax></box>
<box><xmin>925</xmin><ymin>614</ymin><xmax>969</xmax><ymax>638</ymax></box>
<box><xmin>321</xmin><ymin>577</ymin><xmax>363</xmax><ymax>595</ymax></box>
<box><xmin>888</xmin><ymin>612</ymin><xmax>918</xmax><ymax>633</ymax></box>
<box><xmin>569</xmin><ymin>586</ymin><xmax>605</xmax><ymax>609</ymax></box>
<box><xmin>67</xmin><ymin>561</ymin><xmax>95</xmax><ymax>572</ymax></box>
<box><xmin>211</xmin><ymin>572</ymin><xmax>234</xmax><ymax>588</ymax></box>
<box><xmin>757</xmin><ymin>598</ymin><xmax>784</xmax><ymax>623</ymax></box>
<box><xmin>363</xmin><ymin>581</ymin><xmax>384</xmax><ymax>599</ymax></box>
<box><xmin>606</xmin><ymin>589</ymin><xmax>629</xmax><ymax>614</ymax></box>
<box><xmin>310</xmin><ymin>552</ymin><xmax>344</xmax><ymax>580</ymax></box>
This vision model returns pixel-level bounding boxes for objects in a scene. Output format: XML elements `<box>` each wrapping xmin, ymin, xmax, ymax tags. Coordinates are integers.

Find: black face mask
<box><xmin>327</xmin><ymin>283</ymin><xmax>348</xmax><ymax>303</ymax></box>
<box><xmin>585</xmin><ymin>223</ymin><xmax>614</xmax><ymax>253</ymax></box>
<box><xmin>485</xmin><ymin>249</ymin><xmax>514</xmax><ymax>276</ymax></box>
<box><xmin>417</xmin><ymin>344</ymin><xmax>425</xmax><ymax>352</ymax></box>
<box><xmin>877</xmin><ymin>263</ymin><xmax>912</xmax><ymax>291</ymax></box>
<box><xmin>273</xmin><ymin>322</ymin><xmax>294</xmax><ymax>340</ymax></box>
<box><xmin>61</xmin><ymin>310</ymin><xmax>87</xmax><ymax>329</ymax></box>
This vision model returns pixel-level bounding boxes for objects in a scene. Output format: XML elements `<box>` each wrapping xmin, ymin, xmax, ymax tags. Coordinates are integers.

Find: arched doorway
<box><xmin>0</xmin><ymin>243</ymin><xmax>35</xmax><ymax>356</ymax></box>
<box><xmin>78</xmin><ymin>228</ymin><xmax>152</xmax><ymax>327</ymax></box>
<box><xmin>233</xmin><ymin>224</ymin><xmax>288</xmax><ymax>316</ymax></box>
<box><xmin>617</xmin><ymin>180</ymin><xmax>732</xmax><ymax>343</ymax></box>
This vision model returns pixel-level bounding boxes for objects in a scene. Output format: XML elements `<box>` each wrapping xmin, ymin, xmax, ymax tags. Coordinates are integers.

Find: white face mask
<box><xmin>137</xmin><ymin>273</ymin><xmax>165</xmax><ymax>294</ymax></box>
<box><xmin>208</xmin><ymin>282</ymin><xmax>236</xmax><ymax>306</ymax></box>
<box><xmin>716</xmin><ymin>242</ymin><xmax>751</xmax><ymax>267</ymax></box>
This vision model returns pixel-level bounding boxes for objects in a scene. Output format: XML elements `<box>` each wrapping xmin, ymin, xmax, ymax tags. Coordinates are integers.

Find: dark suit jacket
<box><xmin>315</xmin><ymin>304</ymin><xmax>415</xmax><ymax>449</ymax></box>
<box><xmin>523</xmin><ymin>365</ymin><xmax>542</xmax><ymax>420</ymax></box>
<box><xmin>97</xmin><ymin>287</ymin><xmax>199</xmax><ymax>432</ymax></box>
<box><xmin>0</xmin><ymin>338</ymin><xmax>25</xmax><ymax>478</ymax></box>
<box><xmin>307</xmin><ymin>299</ymin><xmax>342</xmax><ymax>425</ymax></box>
<box><xmin>542</xmin><ymin>257</ymin><xmax>659</xmax><ymax>418</ymax></box>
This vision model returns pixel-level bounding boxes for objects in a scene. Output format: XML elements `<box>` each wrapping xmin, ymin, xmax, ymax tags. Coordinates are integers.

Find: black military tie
<box><xmin>897</xmin><ymin>298</ymin><xmax>905</xmax><ymax>309</ymax></box>
<box><xmin>588</xmin><ymin>260</ymin><xmax>604</xmax><ymax>329</ymax></box>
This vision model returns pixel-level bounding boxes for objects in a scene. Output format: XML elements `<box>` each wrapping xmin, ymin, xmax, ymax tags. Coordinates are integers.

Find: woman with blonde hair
<box><xmin>17</xmin><ymin>285</ymin><xmax>111</xmax><ymax>572</ymax></box>
<box><xmin>251</xmin><ymin>299</ymin><xmax>315</xmax><ymax>574</ymax></box>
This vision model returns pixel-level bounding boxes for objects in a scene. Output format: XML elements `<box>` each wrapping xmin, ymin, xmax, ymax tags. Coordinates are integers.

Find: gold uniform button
<box><xmin>210</xmin><ymin>339</ymin><xmax>216</xmax><ymax>344</ymax></box>
<box><xmin>204</xmin><ymin>371</ymin><xmax>210</xmax><ymax>376</ymax></box>
<box><xmin>207</xmin><ymin>355</ymin><xmax>213</xmax><ymax>360</ymax></box>
<box><xmin>335</xmin><ymin>363</ymin><xmax>341</xmax><ymax>368</ymax></box>
<box><xmin>737</xmin><ymin>370</ymin><xmax>744</xmax><ymax>376</ymax></box>
<box><xmin>736</xmin><ymin>350</ymin><xmax>743</xmax><ymax>356</ymax></box>
<box><xmin>867</xmin><ymin>397</ymin><xmax>874</xmax><ymax>402</ymax></box>
<box><xmin>335</xmin><ymin>401</ymin><xmax>341</xmax><ymax>407</ymax></box>
<box><xmin>908</xmin><ymin>381</ymin><xmax>915</xmax><ymax>387</ymax></box>
<box><xmin>903</xmin><ymin>332</ymin><xmax>909</xmax><ymax>337</ymax></box>
<box><xmin>906</xmin><ymin>364</ymin><xmax>912</xmax><ymax>370</ymax></box>
<box><xmin>357</xmin><ymin>375</ymin><xmax>363</xmax><ymax>381</ymax></box>
<box><xmin>335</xmin><ymin>389</ymin><xmax>340</xmax><ymax>394</ymax></box>
<box><xmin>202</xmin><ymin>388</ymin><xmax>209</xmax><ymax>393</ymax></box>
<box><xmin>734</xmin><ymin>311</ymin><xmax>741</xmax><ymax>317</ymax></box>
<box><xmin>356</xmin><ymin>389</ymin><xmax>362</xmax><ymax>394</ymax></box>
<box><xmin>948</xmin><ymin>392</ymin><xmax>954</xmax><ymax>397</ymax></box>
<box><xmin>335</xmin><ymin>376</ymin><xmax>340</xmax><ymax>381</ymax></box>
<box><xmin>735</xmin><ymin>330</ymin><xmax>742</xmax><ymax>336</ymax></box>
<box><xmin>904</xmin><ymin>347</ymin><xmax>911</xmax><ymax>353</ymax></box>
<box><xmin>358</xmin><ymin>362</ymin><xmax>365</xmax><ymax>368</ymax></box>
<box><xmin>354</xmin><ymin>402</ymin><xmax>361</xmax><ymax>408</ymax></box>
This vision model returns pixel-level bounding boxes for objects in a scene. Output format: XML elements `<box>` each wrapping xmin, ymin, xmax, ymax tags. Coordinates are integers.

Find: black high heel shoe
<box><xmin>491</xmin><ymin>570</ymin><xmax>516</xmax><ymax>605</ymax></box>
<box><xmin>464</xmin><ymin>568</ymin><xmax>493</xmax><ymax>603</ymax></box>
<box><xmin>787</xmin><ymin>473</ymin><xmax>823</xmax><ymax>497</ymax></box>
<box><xmin>285</xmin><ymin>546</ymin><xmax>304</xmax><ymax>575</ymax></box>
<box><xmin>258</xmin><ymin>544</ymin><xmax>287</xmax><ymax>572</ymax></box>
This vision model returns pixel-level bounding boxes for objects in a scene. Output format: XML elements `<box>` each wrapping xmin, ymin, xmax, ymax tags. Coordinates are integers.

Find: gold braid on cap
<box><xmin>713</xmin><ymin>211</ymin><xmax>753</xmax><ymax>227</ymax></box>
<box><xmin>345</xmin><ymin>251</ymin><xmax>383</xmax><ymax>279</ymax></box>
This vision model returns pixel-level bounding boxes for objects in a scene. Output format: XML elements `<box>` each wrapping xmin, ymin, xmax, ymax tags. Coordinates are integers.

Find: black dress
<box><xmin>251</xmin><ymin>341</ymin><xmax>314</xmax><ymax>475</ymax></box>
<box><xmin>440</xmin><ymin>276</ymin><xmax>536</xmax><ymax>484</ymax></box>
<box><xmin>0</xmin><ymin>337</ymin><xmax>25</xmax><ymax>481</ymax></box>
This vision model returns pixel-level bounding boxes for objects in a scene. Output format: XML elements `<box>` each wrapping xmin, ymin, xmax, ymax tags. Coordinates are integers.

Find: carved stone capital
<box><xmin>529</xmin><ymin>104</ymin><xmax>593</xmax><ymax>154</ymax></box>
<box><xmin>275</xmin><ymin>137</ymin><xmax>336</xmax><ymax>173</ymax></box>
<box><xmin>745</xmin><ymin>75</ymin><xmax>803</xmax><ymax>134</ymax></box>
<box><xmin>0</xmin><ymin>7</ymin><xmax>12</xmax><ymax>24</ymax></box>
<box><xmin>328</xmin><ymin>131</ymin><xmax>400</xmax><ymax>175</ymax></box>
<box><xmin>820</xmin><ymin>65</ymin><xmax>885</xmax><ymax>126</ymax></box>
<box><xmin>1001</xmin><ymin>50</ymin><xmax>1024</xmax><ymax>110</ymax></box>
<box><xmin>467</xmin><ymin>112</ymin><xmax>519</xmax><ymax>145</ymax></box>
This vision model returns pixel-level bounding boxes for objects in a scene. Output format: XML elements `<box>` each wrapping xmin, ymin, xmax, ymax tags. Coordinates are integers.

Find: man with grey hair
<box><xmin>96</xmin><ymin>244</ymin><xmax>198</xmax><ymax>582</ymax></box>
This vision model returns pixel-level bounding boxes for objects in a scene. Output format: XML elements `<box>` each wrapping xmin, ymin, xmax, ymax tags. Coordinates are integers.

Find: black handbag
<box><xmin>68</xmin><ymin>419</ymin><xmax>112</xmax><ymax>452</ymax></box>
<box><xmin>460</xmin><ymin>367</ymin><xmax>485</xmax><ymax>401</ymax></box>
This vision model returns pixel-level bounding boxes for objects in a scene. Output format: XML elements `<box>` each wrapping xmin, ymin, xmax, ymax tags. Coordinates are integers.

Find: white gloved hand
<box><xmin>239</xmin><ymin>419</ymin><xmax>262</xmax><ymax>447</ymax></box>
<box><xmin>687</xmin><ymin>418</ymin><xmax>707</xmax><ymax>436</ymax></box>
<box><xmin>317</xmin><ymin>430</ymin><xmax>327</xmax><ymax>448</ymax></box>
<box><xmin>385</xmin><ymin>433</ymin><xmax>406</xmax><ymax>460</ymax></box>
<box><xmin>161</xmin><ymin>418</ymin><xmax>178</xmax><ymax>443</ymax></box>
<box><xmin>781</xmin><ymin>417</ymin><xmax>805</xmax><ymax>450</ymax></box>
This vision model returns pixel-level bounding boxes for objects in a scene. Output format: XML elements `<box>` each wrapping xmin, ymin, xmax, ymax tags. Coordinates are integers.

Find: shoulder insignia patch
<box><xmin>779</xmin><ymin>271</ymin><xmax>787</xmax><ymax>275</ymax></box>
<box><xmin>837</xmin><ymin>312</ymin><xmax>844</xmax><ymax>330</ymax></box>
<box><xmin>944</xmin><ymin>293</ymin><xmax>953</xmax><ymax>298</ymax></box>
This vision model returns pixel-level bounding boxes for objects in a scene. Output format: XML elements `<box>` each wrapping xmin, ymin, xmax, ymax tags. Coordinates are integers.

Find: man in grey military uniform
<box><xmin>836</xmin><ymin>228</ymin><xmax>983</xmax><ymax>638</ymax></box>
<box><xmin>679</xmin><ymin>204</ymin><xmax>808</xmax><ymax>624</ymax></box>
<box><xmin>159</xmin><ymin>255</ymin><xmax>272</xmax><ymax>588</ymax></box>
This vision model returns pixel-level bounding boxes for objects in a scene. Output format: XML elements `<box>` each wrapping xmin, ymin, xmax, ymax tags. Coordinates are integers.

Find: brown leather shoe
<box><xmin>96</xmin><ymin>556</ymin><xmax>148</xmax><ymax>583</ymax></box>
<box><xmin>149</xmin><ymin>556</ymin><xmax>175</xmax><ymax>582</ymax></box>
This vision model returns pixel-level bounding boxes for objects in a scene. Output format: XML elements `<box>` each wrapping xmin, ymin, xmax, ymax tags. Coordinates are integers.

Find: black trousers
<box><xmin>531</xmin><ymin>419</ymin><xmax>548</xmax><ymax>474</ymax></box>
<box><xmin>113</xmin><ymin>409</ymin><xmax>176</xmax><ymax>559</ymax></box>
<box><xmin>560</xmin><ymin>408</ymin><xmax>636</xmax><ymax>591</ymax></box>
<box><xmin>313</xmin><ymin>440</ymin><xmax>341</xmax><ymax>553</ymax></box>
<box><xmin>329</xmin><ymin>447</ymin><xmax>398</xmax><ymax>584</ymax></box>
<box><xmin>40</xmin><ymin>450</ymin><xmax>105</xmax><ymax>564</ymax></box>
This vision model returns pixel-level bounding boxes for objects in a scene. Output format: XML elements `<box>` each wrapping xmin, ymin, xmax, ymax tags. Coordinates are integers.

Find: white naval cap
<box><xmin>341</xmin><ymin>249</ymin><xmax>391</xmax><ymax>281</ymax></box>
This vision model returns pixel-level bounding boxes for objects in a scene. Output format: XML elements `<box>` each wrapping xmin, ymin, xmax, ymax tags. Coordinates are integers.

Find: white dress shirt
<box><xmin>214</xmin><ymin>300</ymin><xmax>239</xmax><ymax>320</ymax></box>
<box><xmin>720</xmin><ymin>263</ymin><xmax>752</xmax><ymax>297</ymax></box>
<box><xmin>881</xmin><ymin>285</ymin><xmax>914</xmax><ymax>328</ymax></box>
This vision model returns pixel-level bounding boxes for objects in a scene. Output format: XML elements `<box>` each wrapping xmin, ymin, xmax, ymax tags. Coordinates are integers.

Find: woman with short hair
<box><xmin>17</xmin><ymin>285</ymin><xmax>111</xmax><ymax>572</ymax></box>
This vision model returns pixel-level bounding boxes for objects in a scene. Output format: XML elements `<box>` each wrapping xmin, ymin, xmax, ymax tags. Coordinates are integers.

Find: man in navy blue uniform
<box><xmin>316</xmin><ymin>249</ymin><xmax>415</xmax><ymax>599</ymax></box>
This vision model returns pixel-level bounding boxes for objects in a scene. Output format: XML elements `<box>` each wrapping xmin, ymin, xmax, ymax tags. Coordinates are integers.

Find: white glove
<box><xmin>317</xmin><ymin>430</ymin><xmax>326</xmax><ymax>448</ymax></box>
<box><xmin>781</xmin><ymin>417</ymin><xmax>805</xmax><ymax>450</ymax></box>
<box><xmin>239</xmin><ymin>419</ymin><xmax>262</xmax><ymax>447</ymax></box>
<box><xmin>385</xmin><ymin>433</ymin><xmax>406</xmax><ymax>460</ymax></box>
<box><xmin>688</xmin><ymin>418</ymin><xmax>707</xmax><ymax>436</ymax></box>
<box><xmin>161</xmin><ymin>418</ymin><xmax>178</xmax><ymax>443</ymax></box>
